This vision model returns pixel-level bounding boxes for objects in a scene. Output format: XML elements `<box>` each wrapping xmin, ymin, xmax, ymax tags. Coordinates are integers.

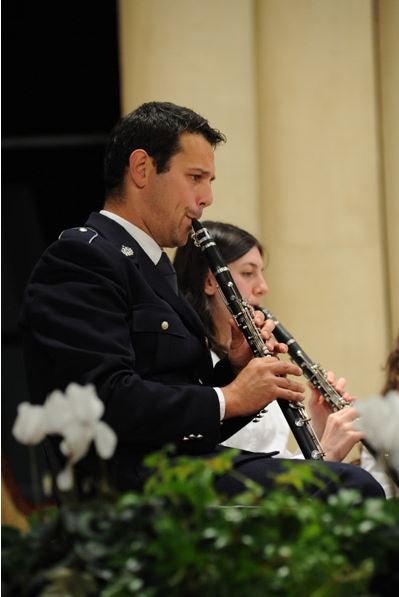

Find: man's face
<box><xmin>142</xmin><ymin>133</ymin><xmax>216</xmax><ymax>248</ymax></box>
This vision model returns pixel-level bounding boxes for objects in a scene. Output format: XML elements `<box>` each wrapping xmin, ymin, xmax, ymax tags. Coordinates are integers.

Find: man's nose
<box><xmin>199</xmin><ymin>183</ymin><xmax>213</xmax><ymax>208</ymax></box>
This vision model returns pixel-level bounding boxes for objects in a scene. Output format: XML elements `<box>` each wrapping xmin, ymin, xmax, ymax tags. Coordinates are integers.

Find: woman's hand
<box><xmin>307</xmin><ymin>371</ymin><xmax>352</xmax><ymax>437</ymax></box>
<box><xmin>308</xmin><ymin>370</ymin><xmax>362</xmax><ymax>460</ymax></box>
<box><xmin>320</xmin><ymin>405</ymin><xmax>364</xmax><ymax>461</ymax></box>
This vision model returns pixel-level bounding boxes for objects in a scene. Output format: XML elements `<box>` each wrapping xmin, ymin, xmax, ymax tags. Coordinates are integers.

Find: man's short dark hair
<box><xmin>104</xmin><ymin>101</ymin><xmax>226</xmax><ymax>197</ymax></box>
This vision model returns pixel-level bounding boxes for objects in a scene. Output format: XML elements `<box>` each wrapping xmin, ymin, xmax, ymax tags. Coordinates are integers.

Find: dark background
<box><xmin>2</xmin><ymin>0</ymin><xmax>121</xmax><ymax>504</ymax></box>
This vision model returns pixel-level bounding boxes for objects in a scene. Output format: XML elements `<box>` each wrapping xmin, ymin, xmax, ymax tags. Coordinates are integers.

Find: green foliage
<box><xmin>2</xmin><ymin>450</ymin><xmax>399</xmax><ymax>597</ymax></box>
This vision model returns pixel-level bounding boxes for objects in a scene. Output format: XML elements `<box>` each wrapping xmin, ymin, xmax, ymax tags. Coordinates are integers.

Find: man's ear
<box><xmin>128</xmin><ymin>149</ymin><xmax>152</xmax><ymax>189</ymax></box>
<box><xmin>204</xmin><ymin>270</ymin><xmax>218</xmax><ymax>296</ymax></box>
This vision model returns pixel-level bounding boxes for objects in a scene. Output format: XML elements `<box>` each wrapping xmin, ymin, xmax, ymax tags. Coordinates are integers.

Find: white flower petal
<box><xmin>67</xmin><ymin>383</ymin><xmax>104</xmax><ymax>423</ymax></box>
<box><xmin>94</xmin><ymin>421</ymin><xmax>117</xmax><ymax>459</ymax></box>
<box><xmin>44</xmin><ymin>390</ymin><xmax>74</xmax><ymax>434</ymax></box>
<box><xmin>12</xmin><ymin>402</ymin><xmax>47</xmax><ymax>445</ymax></box>
<box><xmin>65</xmin><ymin>382</ymin><xmax>96</xmax><ymax>399</ymax></box>
<box><xmin>56</xmin><ymin>464</ymin><xmax>74</xmax><ymax>491</ymax></box>
<box><xmin>62</xmin><ymin>424</ymin><xmax>94</xmax><ymax>463</ymax></box>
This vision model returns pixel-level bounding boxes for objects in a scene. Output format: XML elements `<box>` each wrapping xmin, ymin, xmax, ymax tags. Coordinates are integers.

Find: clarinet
<box><xmin>261</xmin><ymin>308</ymin><xmax>376</xmax><ymax>455</ymax></box>
<box><xmin>191</xmin><ymin>220</ymin><xmax>324</xmax><ymax>461</ymax></box>
<box><xmin>261</xmin><ymin>309</ymin><xmax>349</xmax><ymax>411</ymax></box>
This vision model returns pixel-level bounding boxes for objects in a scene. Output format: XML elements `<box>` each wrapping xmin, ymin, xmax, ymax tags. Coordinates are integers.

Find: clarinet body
<box><xmin>191</xmin><ymin>220</ymin><xmax>324</xmax><ymax>461</ymax></box>
<box><xmin>261</xmin><ymin>309</ymin><xmax>349</xmax><ymax>412</ymax></box>
<box><xmin>262</xmin><ymin>308</ymin><xmax>376</xmax><ymax>455</ymax></box>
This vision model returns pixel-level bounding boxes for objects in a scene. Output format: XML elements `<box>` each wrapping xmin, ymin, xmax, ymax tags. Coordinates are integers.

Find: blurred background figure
<box><xmin>360</xmin><ymin>334</ymin><xmax>399</xmax><ymax>498</ymax></box>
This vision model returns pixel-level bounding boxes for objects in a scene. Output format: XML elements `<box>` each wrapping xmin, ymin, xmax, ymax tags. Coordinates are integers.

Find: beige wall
<box><xmin>118</xmin><ymin>0</ymin><xmax>398</xmax><ymax>399</ymax></box>
<box><xmin>379</xmin><ymin>0</ymin><xmax>399</xmax><ymax>341</ymax></box>
<box><xmin>256</xmin><ymin>0</ymin><xmax>389</xmax><ymax>400</ymax></box>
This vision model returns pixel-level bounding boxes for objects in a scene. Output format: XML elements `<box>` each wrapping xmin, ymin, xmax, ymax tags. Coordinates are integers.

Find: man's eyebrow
<box><xmin>190</xmin><ymin>167</ymin><xmax>216</xmax><ymax>181</ymax></box>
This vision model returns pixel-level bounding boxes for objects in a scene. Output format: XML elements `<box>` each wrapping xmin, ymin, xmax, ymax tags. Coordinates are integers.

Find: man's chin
<box><xmin>177</xmin><ymin>227</ymin><xmax>192</xmax><ymax>247</ymax></box>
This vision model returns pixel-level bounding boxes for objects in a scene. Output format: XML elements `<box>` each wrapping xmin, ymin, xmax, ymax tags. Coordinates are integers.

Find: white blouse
<box><xmin>360</xmin><ymin>447</ymin><xmax>399</xmax><ymax>499</ymax></box>
<box><xmin>222</xmin><ymin>399</ymin><xmax>303</xmax><ymax>458</ymax></box>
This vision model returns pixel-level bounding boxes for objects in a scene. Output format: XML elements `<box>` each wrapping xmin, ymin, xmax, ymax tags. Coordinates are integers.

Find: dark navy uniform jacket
<box><xmin>21</xmin><ymin>212</ymin><xmax>252</xmax><ymax>489</ymax></box>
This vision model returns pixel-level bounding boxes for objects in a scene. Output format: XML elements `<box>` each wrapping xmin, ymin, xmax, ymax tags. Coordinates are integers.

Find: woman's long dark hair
<box><xmin>173</xmin><ymin>220</ymin><xmax>264</xmax><ymax>359</ymax></box>
<box><xmin>381</xmin><ymin>334</ymin><xmax>399</xmax><ymax>395</ymax></box>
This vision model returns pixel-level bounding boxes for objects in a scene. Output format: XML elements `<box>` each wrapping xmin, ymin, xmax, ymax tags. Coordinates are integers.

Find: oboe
<box><xmin>261</xmin><ymin>308</ymin><xmax>376</xmax><ymax>455</ymax></box>
<box><xmin>191</xmin><ymin>220</ymin><xmax>324</xmax><ymax>461</ymax></box>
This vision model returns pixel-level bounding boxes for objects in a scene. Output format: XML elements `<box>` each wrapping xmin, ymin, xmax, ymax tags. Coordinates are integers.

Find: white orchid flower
<box><xmin>12</xmin><ymin>382</ymin><xmax>118</xmax><ymax>493</ymax></box>
<box><xmin>12</xmin><ymin>402</ymin><xmax>47</xmax><ymax>445</ymax></box>
<box><xmin>56</xmin><ymin>383</ymin><xmax>116</xmax><ymax>464</ymax></box>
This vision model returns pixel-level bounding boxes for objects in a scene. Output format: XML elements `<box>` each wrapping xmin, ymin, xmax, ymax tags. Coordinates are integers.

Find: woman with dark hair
<box><xmin>174</xmin><ymin>221</ymin><xmax>266</xmax><ymax>362</ymax></box>
<box><xmin>174</xmin><ymin>220</ymin><xmax>364</xmax><ymax>461</ymax></box>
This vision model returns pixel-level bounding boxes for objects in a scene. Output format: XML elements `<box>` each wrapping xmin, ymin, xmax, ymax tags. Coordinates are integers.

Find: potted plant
<box><xmin>3</xmin><ymin>385</ymin><xmax>399</xmax><ymax>596</ymax></box>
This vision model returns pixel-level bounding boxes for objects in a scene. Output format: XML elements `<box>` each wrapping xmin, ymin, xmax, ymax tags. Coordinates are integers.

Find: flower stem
<box><xmin>29</xmin><ymin>445</ymin><xmax>42</xmax><ymax>507</ymax></box>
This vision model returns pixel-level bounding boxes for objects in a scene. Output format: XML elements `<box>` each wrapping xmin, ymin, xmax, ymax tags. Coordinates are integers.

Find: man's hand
<box><xmin>223</xmin><ymin>357</ymin><xmax>305</xmax><ymax>418</ymax></box>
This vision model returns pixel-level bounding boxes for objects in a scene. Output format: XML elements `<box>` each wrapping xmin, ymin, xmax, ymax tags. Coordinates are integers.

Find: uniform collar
<box><xmin>100</xmin><ymin>210</ymin><xmax>162</xmax><ymax>265</ymax></box>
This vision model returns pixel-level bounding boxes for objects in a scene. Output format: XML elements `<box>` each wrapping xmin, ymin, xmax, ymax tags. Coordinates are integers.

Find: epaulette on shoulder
<box><xmin>58</xmin><ymin>226</ymin><xmax>99</xmax><ymax>244</ymax></box>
